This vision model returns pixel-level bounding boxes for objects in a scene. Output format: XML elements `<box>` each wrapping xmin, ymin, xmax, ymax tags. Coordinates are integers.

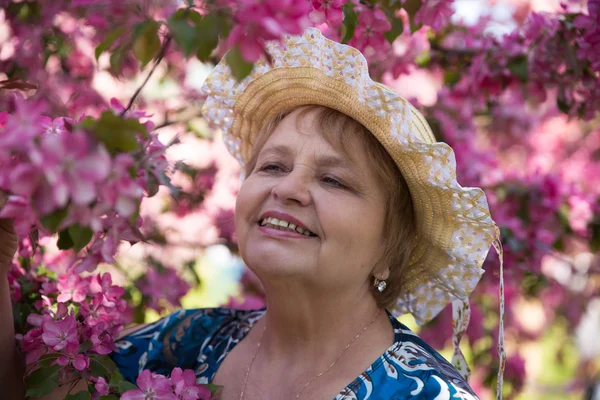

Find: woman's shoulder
<box><xmin>110</xmin><ymin>307</ymin><xmax>265</xmax><ymax>383</ymax></box>
<box><xmin>343</xmin><ymin>317</ymin><xmax>479</xmax><ymax>400</ymax></box>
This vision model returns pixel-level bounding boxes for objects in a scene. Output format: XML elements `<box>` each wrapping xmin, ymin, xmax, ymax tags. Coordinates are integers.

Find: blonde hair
<box><xmin>245</xmin><ymin>106</ymin><xmax>416</xmax><ymax>309</ymax></box>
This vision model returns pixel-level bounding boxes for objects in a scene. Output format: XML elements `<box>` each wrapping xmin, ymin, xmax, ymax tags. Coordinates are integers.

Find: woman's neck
<box><xmin>255</xmin><ymin>284</ymin><xmax>389</xmax><ymax>371</ymax></box>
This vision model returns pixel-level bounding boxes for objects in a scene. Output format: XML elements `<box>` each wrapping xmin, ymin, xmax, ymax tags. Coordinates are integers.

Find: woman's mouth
<box><xmin>258</xmin><ymin>216</ymin><xmax>318</xmax><ymax>237</ymax></box>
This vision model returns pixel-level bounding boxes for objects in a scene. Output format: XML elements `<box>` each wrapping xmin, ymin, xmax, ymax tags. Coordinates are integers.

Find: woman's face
<box><xmin>235</xmin><ymin>108</ymin><xmax>388</xmax><ymax>293</ymax></box>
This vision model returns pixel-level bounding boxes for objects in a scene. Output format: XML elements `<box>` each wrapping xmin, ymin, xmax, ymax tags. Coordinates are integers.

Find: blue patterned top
<box><xmin>110</xmin><ymin>308</ymin><xmax>479</xmax><ymax>399</ymax></box>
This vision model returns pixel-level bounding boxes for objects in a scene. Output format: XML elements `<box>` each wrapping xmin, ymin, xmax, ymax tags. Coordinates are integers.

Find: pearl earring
<box><xmin>374</xmin><ymin>275</ymin><xmax>387</xmax><ymax>292</ymax></box>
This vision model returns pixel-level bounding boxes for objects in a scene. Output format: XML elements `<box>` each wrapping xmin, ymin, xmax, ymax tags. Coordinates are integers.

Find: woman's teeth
<box><xmin>259</xmin><ymin>217</ymin><xmax>316</xmax><ymax>237</ymax></box>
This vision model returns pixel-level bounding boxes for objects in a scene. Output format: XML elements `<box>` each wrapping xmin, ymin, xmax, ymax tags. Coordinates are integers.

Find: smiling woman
<box><xmin>105</xmin><ymin>28</ymin><xmax>501</xmax><ymax>400</ymax></box>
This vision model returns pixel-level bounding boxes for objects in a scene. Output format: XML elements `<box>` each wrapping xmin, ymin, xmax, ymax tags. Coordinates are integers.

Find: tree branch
<box><xmin>121</xmin><ymin>35</ymin><xmax>173</xmax><ymax>117</ymax></box>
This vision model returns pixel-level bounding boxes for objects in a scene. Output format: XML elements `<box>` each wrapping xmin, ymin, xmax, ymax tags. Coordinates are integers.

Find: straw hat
<box><xmin>200</xmin><ymin>27</ymin><xmax>503</xmax><ymax>381</ymax></box>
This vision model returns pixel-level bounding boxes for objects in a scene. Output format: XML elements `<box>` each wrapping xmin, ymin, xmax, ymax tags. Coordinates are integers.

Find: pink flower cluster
<box><xmin>120</xmin><ymin>368</ymin><xmax>211</xmax><ymax>400</ymax></box>
<box><xmin>137</xmin><ymin>265</ymin><xmax>191</xmax><ymax>313</ymax></box>
<box><xmin>414</xmin><ymin>0</ymin><xmax>455</xmax><ymax>31</ymax></box>
<box><xmin>228</xmin><ymin>0</ymin><xmax>312</xmax><ymax>61</ymax></box>
<box><xmin>309</xmin><ymin>0</ymin><xmax>345</xmax><ymax>27</ymax></box>
<box><xmin>487</xmin><ymin>172</ymin><xmax>586</xmax><ymax>272</ymax></box>
<box><xmin>0</xmin><ymin>95</ymin><xmax>169</xmax><ymax>273</ymax></box>
<box><xmin>348</xmin><ymin>5</ymin><xmax>392</xmax><ymax>62</ymax></box>
<box><xmin>18</xmin><ymin>272</ymin><xmax>126</xmax><ymax>370</ymax></box>
<box><xmin>574</xmin><ymin>0</ymin><xmax>600</xmax><ymax>72</ymax></box>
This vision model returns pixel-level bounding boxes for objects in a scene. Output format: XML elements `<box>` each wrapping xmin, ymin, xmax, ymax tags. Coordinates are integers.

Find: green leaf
<box><xmin>40</xmin><ymin>207</ymin><xmax>69</xmax><ymax>233</ymax></box>
<box><xmin>204</xmin><ymin>383</ymin><xmax>224</xmax><ymax>396</ymax></box>
<box><xmin>383</xmin><ymin>14</ymin><xmax>404</xmax><ymax>44</ymax></box>
<box><xmin>590</xmin><ymin>221</ymin><xmax>600</xmax><ymax>253</ymax></box>
<box><xmin>168</xmin><ymin>18</ymin><xmax>198</xmax><ymax>57</ymax></box>
<box><xmin>95</xmin><ymin>27</ymin><xmax>126</xmax><ymax>60</ymax></box>
<box><xmin>556</xmin><ymin>95</ymin><xmax>571</xmax><ymax>115</ymax></box>
<box><xmin>507</xmin><ymin>56</ymin><xmax>528</xmax><ymax>81</ymax></box>
<box><xmin>6</xmin><ymin>2</ymin><xmax>42</xmax><ymax>23</ymax></box>
<box><xmin>215</xmin><ymin>11</ymin><xmax>233</xmax><ymax>38</ymax></box>
<box><xmin>57</xmin><ymin>229</ymin><xmax>74</xmax><ymax>250</ymax></box>
<box><xmin>409</xmin><ymin>20</ymin><xmax>423</xmax><ymax>33</ymax></box>
<box><xmin>109</xmin><ymin>47</ymin><xmax>126</xmax><ymax>76</ymax></box>
<box><xmin>195</xmin><ymin>14</ymin><xmax>220</xmax><ymax>61</ymax></box>
<box><xmin>77</xmin><ymin>340</ymin><xmax>93</xmax><ymax>354</ymax></box>
<box><xmin>133</xmin><ymin>20</ymin><xmax>161</xmax><ymax>68</ymax></box>
<box><xmin>81</xmin><ymin>111</ymin><xmax>146</xmax><ymax>155</ymax></box>
<box><xmin>402</xmin><ymin>0</ymin><xmax>423</xmax><ymax>22</ymax></box>
<box><xmin>98</xmin><ymin>396</ymin><xmax>119</xmax><ymax>400</ymax></box>
<box><xmin>118</xmin><ymin>381</ymin><xmax>139</xmax><ymax>393</ymax></box>
<box><xmin>88</xmin><ymin>355</ymin><xmax>116</xmax><ymax>380</ymax></box>
<box><xmin>37</xmin><ymin>353</ymin><xmax>62</xmax><ymax>368</ymax></box>
<box><xmin>341</xmin><ymin>4</ymin><xmax>358</xmax><ymax>44</ymax></box>
<box><xmin>68</xmin><ymin>224</ymin><xmax>94</xmax><ymax>252</ymax></box>
<box><xmin>225</xmin><ymin>46</ymin><xmax>254</xmax><ymax>81</ymax></box>
<box><xmin>25</xmin><ymin>364</ymin><xmax>61</xmax><ymax>398</ymax></box>
<box><xmin>65</xmin><ymin>390</ymin><xmax>92</xmax><ymax>400</ymax></box>
<box><xmin>414</xmin><ymin>50</ymin><xmax>431</xmax><ymax>67</ymax></box>
<box><xmin>109</xmin><ymin>369</ymin><xmax>125</xmax><ymax>389</ymax></box>
<box><xmin>444</xmin><ymin>70</ymin><xmax>461</xmax><ymax>87</ymax></box>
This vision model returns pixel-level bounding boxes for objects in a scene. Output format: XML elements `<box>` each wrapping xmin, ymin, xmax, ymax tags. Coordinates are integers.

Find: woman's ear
<box><xmin>372</xmin><ymin>266</ymin><xmax>390</xmax><ymax>281</ymax></box>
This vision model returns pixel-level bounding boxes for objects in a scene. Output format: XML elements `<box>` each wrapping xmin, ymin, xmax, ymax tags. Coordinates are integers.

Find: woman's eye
<box><xmin>322</xmin><ymin>176</ymin><xmax>345</xmax><ymax>188</ymax></box>
<box><xmin>260</xmin><ymin>163</ymin><xmax>283</xmax><ymax>172</ymax></box>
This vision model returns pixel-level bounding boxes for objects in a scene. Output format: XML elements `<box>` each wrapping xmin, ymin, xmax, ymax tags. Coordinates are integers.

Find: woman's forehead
<box><xmin>262</xmin><ymin>121</ymin><xmax>366</xmax><ymax>168</ymax></box>
<box><xmin>263</xmin><ymin>108</ymin><xmax>366</xmax><ymax>162</ymax></box>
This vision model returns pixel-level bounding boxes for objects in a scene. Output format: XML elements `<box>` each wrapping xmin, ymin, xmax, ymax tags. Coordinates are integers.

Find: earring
<box><xmin>374</xmin><ymin>275</ymin><xmax>387</xmax><ymax>292</ymax></box>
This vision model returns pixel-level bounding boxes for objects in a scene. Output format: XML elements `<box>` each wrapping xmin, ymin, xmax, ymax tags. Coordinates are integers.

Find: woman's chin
<box><xmin>244</xmin><ymin>247</ymin><xmax>314</xmax><ymax>280</ymax></box>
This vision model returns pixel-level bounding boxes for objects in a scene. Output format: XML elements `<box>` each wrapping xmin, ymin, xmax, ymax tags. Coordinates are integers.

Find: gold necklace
<box><xmin>239</xmin><ymin>313</ymin><xmax>380</xmax><ymax>400</ymax></box>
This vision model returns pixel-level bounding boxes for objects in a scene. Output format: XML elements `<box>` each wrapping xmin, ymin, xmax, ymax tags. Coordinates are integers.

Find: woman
<box><xmin>0</xmin><ymin>28</ymin><xmax>500</xmax><ymax>399</ymax></box>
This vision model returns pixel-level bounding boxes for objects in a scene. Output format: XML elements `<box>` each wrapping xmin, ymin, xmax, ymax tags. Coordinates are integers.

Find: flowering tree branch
<box><xmin>121</xmin><ymin>35</ymin><xmax>173</xmax><ymax>117</ymax></box>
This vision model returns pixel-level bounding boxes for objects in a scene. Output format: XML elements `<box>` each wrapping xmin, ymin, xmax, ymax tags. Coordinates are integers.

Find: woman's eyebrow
<box><xmin>315</xmin><ymin>154</ymin><xmax>353</xmax><ymax>170</ymax></box>
<box><xmin>259</xmin><ymin>144</ymin><xmax>292</xmax><ymax>158</ymax></box>
<box><xmin>260</xmin><ymin>144</ymin><xmax>361</xmax><ymax>175</ymax></box>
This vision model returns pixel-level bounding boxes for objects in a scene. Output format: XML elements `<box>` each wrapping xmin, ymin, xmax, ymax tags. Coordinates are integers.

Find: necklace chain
<box><xmin>239</xmin><ymin>313</ymin><xmax>380</xmax><ymax>400</ymax></box>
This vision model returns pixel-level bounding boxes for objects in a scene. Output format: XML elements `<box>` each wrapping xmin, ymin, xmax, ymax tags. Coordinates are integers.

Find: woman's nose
<box><xmin>271</xmin><ymin>169</ymin><xmax>312</xmax><ymax>206</ymax></box>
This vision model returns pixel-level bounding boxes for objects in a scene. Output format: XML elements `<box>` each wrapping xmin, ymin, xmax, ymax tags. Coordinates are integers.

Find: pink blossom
<box><xmin>228</xmin><ymin>0</ymin><xmax>312</xmax><ymax>61</ymax></box>
<box><xmin>90</xmin><ymin>331</ymin><xmax>115</xmax><ymax>355</ymax></box>
<box><xmin>56</xmin><ymin>353</ymin><xmax>89</xmax><ymax>371</ymax></box>
<box><xmin>226</xmin><ymin>294</ymin><xmax>266</xmax><ymax>310</ymax></box>
<box><xmin>0</xmin><ymin>195</ymin><xmax>36</xmax><ymax>236</ymax></box>
<box><xmin>100</xmin><ymin>154</ymin><xmax>144</xmax><ymax>218</ymax></box>
<box><xmin>348</xmin><ymin>7</ymin><xmax>392</xmax><ymax>61</ymax></box>
<box><xmin>39</xmin><ymin>116</ymin><xmax>68</xmax><ymax>136</ymax></box>
<box><xmin>73</xmin><ymin>354</ymin><xmax>90</xmax><ymax>370</ymax></box>
<box><xmin>568</xmin><ymin>194</ymin><xmax>593</xmax><ymax>235</ymax></box>
<box><xmin>121</xmin><ymin>370</ymin><xmax>177</xmax><ymax>400</ymax></box>
<box><xmin>89</xmin><ymin>272</ymin><xmax>125</xmax><ymax>301</ymax></box>
<box><xmin>57</xmin><ymin>274</ymin><xmax>89</xmax><ymax>303</ymax></box>
<box><xmin>41</xmin><ymin>315</ymin><xmax>79</xmax><ymax>351</ymax></box>
<box><xmin>0</xmin><ymin>94</ymin><xmax>47</xmax><ymax>152</ymax></box>
<box><xmin>215</xmin><ymin>208</ymin><xmax>236</xmax><ymax>243</ymax></box>
<box><xmin>171</xmin><ymin>368</ymin><xmax>211</xmax><ymax>400</ymax></box>
<box><xmin>309</xmin><ymin>0</ymin><xmax>345</xmax><ymax>27</ymax></box>
<box><xmin>503</xmin><ymin>354</ymin><xmax>526</xmax><ymax>393</ymax></box>
<box><xmin>414</xmin><ymin>0</ymin><xmax>454</xmax><ymax>31</ymax></box>
<box><xmin>7</xmin><ymin>164</ymin><xmax>43</xmax><ymax>197</ymax></box>
<box><xmin>95</xmin><ymin>377</ymin><xmax>110</xmax><ymax>395</ymax></box>
<box><xmin>137</xmin><ymin>266</ymin><xmax>191</xmax><ymax>313</ymax></box>
<box><xmin>574</xmin><ymin>10</ymin><xmax>600</xmax><ymax>72</ymax></box>
<box><xmin>30</xmin><ymin>132</ymin><xmax>111</xmax><ymax>212</ymax></box>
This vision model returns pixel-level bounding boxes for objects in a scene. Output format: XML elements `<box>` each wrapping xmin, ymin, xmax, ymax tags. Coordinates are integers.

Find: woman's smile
<box><xmin>257</xmin><ymin>210</ymin><xmax>319</xmax><ymax>239</ymax></box>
